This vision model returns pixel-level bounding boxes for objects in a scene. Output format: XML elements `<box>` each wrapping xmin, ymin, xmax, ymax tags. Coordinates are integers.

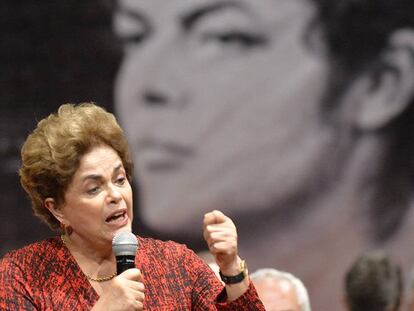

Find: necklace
<box><xmin>60</xmin><ymin>234</ymin><xmax>117</xmax><ymax>282</ymax></box>
<box><xmin>85</xmin><ymin>272</ymin><xmax>117</xmax><ymax>282</ymax></box>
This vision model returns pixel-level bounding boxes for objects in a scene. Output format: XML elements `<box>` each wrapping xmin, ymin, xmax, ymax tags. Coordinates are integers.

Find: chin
<box><xmin>114</xmin><ymin>222</ymin><xmax>132</xmax><ymax>234</ymax></box>
<box><xmin>123</xmin><ymin>222</ymin><xmax>133</xmax><ymax>232</ymax></box>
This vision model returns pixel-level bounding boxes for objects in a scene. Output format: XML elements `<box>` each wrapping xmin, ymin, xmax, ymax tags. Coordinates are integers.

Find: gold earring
<box><xmin>60</xmin><ymin>222</ymin><xmax>73</xmax><ymax>235</ymax></box>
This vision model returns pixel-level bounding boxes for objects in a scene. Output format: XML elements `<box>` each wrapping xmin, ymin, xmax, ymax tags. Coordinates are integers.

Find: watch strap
<box><xmin>219</xmin><ymin>260</ymin><xmax>248</xmax><ymax>284</ymax></box>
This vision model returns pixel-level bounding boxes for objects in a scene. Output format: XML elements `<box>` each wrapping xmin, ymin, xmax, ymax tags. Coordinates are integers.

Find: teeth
<box><xmin>106</xmin><ymin>211</ymin><xmax>125</xmax><ymax>223</ymax></box>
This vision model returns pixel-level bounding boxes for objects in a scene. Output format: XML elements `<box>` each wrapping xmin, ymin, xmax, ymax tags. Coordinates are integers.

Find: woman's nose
<box><xmin>107</xmin><ymin>185</ymin><xmax>122</xmax><ymax>204</ymax></box>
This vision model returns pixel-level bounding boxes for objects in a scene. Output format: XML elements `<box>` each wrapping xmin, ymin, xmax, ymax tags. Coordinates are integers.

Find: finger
<box><xmin>203</xmin><ymin>210</ymin><xmax>227</xmax><ymax>227</ymax></box>
<box><xmin>132</xmin><ymin>288</ymin><xmax>145</xmax><ymax>303</ymax></box>
<box><xmin>204</xmin><ymin>223</ymin><xmax>236</xmax><ymax>241</ymax></box>
<box><xmin>120</xmin><ymin>268</ymin><xmax>142</xmax><ymax>281</ymax></box>
<box><xmin>211</xmin><ymin>232</ymin><xmax>237</xmax><ymax>243</ymax></box>
<box><xmin>210</xmin><ymin>241</ymin><xmax>237</xmax><ymax>252</ymax></box>
<box><xmin>205</xmin><ymin>222</ymin><xmax>235</xmax><ymax>234</ymax></box>
<box><xmin>203</xmin><ymin>212</ymin><xmax>216</xmax><ymax>228</ymax></box>
<box><xmin>207</xmin><ymin>237</ymin><xmax>237</xmax><ymax>255</ymax></box>
<box><xmin>133</xmin><ymin>298</ymin><xmax>144</xmax><ymax>310</ymax></box>
<box><xmin>125</xmin><ymin>279</ymin><xmax>145</xmax><ymax>292</ymax></box>
<box><xmin>124</xmin><ymin>281</ymin><xmax>145</xmax><ymax>304</ymax></box>
<box><xmin>205</xmin><ymin>230</ymin><xmax>236</xmax><ymax>245</ymax></box>
<box><xmin>204</xmin><ymin>221</ymin><xmax>235</xmax><ymax>238</ymax></box>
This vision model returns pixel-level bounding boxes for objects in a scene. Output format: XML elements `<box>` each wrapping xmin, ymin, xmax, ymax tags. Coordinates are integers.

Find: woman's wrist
<box><xmin>219</xmin><ymin>257</ymin><xmax>248</xmax><ymax>284</ymax></box>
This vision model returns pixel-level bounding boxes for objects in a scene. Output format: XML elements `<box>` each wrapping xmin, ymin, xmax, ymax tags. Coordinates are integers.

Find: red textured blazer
<box><xmin>0</xmin><ymin>236</ymin><xmax>264</xmax><ymax>310</ymax></box>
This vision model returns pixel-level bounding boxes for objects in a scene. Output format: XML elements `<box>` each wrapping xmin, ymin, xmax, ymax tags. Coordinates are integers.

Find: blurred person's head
<box><xmin>250</xmin><ymin>268</ymin><xmax>311</xmax><ymax>311</ymax></box>
<box><xmin>112</xmin><ymin>0</ymin><xmax>414</xmax><ymax>244</ymax></box>
<box><xmin>406</xmin><ymin>269</ymin><xmax>414</xmax><ymax>311</ymax></box>
<box><xmin>344</xmin><ymin>251</ymin><xmax>402</xmax><ymax>311</ymax></box>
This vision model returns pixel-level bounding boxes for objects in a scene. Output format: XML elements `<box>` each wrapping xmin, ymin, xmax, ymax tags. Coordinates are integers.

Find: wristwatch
<box><xmin>219</xmin><ymin>260</ymin><xmax>248</xmax><ymax>284</ymax></box>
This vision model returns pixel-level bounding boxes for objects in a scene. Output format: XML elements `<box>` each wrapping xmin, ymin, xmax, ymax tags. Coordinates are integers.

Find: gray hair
<box><xmin>250</xmin><ymin>268</ymin><xmax>311</xmax><ymax>311</ymax></box>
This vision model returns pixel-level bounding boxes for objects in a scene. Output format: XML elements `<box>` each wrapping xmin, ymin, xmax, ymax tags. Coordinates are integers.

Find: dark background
<box><xmin>0</xmin><ymin>0</ymin><xmax>120</xmax><ymax>256</ymax></box>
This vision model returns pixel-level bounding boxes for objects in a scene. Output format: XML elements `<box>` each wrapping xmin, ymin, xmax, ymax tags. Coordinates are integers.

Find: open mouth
<box><xmin>105</xmin><ymin>211</ymin><xmax>127</xmax><ymax>224</ymax></box>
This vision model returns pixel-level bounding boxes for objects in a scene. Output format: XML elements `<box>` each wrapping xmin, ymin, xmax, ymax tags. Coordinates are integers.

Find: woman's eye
<box><xmin>87</xmin><ymin>187</ymin><xmax>100</xmax><ymax>195</ymax></box>
<box><xmin>116</xmin><ymin>176</ymin><xmax>126</xmax><ymax>185</ymax></box>
<box><xmin>202</xmin><ymin>31</ymin><xmax>268</xmax><ymax>49</ymax></box>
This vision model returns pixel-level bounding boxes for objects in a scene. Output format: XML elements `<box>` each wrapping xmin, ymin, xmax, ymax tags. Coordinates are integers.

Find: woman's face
<box><xmin>60</xmin><ymin>145</ymin><xmax>133</xmax><ymax>246</ymax></box>
<box><xmin>114</xmin><ymin>0</ymin><xmax>337</xmax><ymax>234</ymax></box>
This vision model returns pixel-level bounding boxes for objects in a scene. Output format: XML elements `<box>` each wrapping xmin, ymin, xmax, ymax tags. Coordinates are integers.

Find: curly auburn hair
<box><xmin>19</xmin><ymin>102</ymin><xmax>133</xmax><ymax>230</ymax></box>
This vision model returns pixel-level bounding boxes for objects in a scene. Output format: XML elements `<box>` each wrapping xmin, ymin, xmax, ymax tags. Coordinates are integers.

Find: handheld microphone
<box><xmin>112</xmin><ymin>231</ymin><xmax>138</xmax><ymax>274</ymax></box>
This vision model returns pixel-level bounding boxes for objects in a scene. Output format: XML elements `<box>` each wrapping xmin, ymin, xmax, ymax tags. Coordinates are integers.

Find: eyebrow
<box><xmin>82</xmin><ymin>164</ymin><xmax>124</xmax><ymax>182</ymax></box>
<box><xmin>115</xmin><ymin>3</ymin><xmax>149</xmax><ymax>26</ymax></box>
<box><xmin>181</xmin><ymin>1</ymin><xmax>247</xmax><ymax>31</ymax></box>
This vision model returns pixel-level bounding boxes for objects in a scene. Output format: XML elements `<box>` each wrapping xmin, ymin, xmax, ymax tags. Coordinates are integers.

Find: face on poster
<box><xmin>113</xmin><ymin>0</ymin><xmax>339</xmax><ymax>235</ymax></box>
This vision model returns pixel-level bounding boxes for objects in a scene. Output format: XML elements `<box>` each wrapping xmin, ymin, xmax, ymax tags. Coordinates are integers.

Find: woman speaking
<box><xmin>0</xmin><ymin>103</ymin><xmax>264</xmax><ymax>310</ymax></box>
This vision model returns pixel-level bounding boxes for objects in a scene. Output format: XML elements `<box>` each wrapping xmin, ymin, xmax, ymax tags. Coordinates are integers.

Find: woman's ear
<box><xmin>352</xmin><ymin>29</ymin><xmax>414</xmax><ymax>130</ymax></box>
<box><xmin>44</xmin><ymin>198</ymin><xmax>65</xmax><ymax>224</ymax></box>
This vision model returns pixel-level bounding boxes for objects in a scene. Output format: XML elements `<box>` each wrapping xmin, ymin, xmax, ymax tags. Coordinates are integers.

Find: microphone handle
<box><xmin>116</xmin><ymin>255</ymin><xmax>136</xmax><ymax>274</ymax></box>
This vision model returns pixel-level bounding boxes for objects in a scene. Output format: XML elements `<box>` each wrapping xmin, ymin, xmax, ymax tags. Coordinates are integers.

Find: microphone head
<box><xmin>112</xmin><ymin>231</ymin><xmax>138</xmax><ymax>257</ymax></box>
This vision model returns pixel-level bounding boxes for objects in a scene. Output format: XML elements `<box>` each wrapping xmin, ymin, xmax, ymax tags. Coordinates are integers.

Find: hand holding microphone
<box><xmin>92</xmin><ymin>232</ymin><xmax>145</xmax><ymax>311</ymax></box>
<box><xmin>113</xmin><ymin>231</ymin><xmax>139</xmax><ymax>274</ymax></box>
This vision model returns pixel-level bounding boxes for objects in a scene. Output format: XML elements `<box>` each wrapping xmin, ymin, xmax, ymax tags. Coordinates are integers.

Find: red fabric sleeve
<box><xmin>167</xmin><ymin>241</ymin><xmax>265</xmax><ymax>310</ymax></box>
<box><xmin>0</xmin><ymin>256</ymin><xmax>38</xmax><ymax>310</ymax></box>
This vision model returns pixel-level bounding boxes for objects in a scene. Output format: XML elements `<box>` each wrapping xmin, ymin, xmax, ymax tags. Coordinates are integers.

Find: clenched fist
<box><xmin>203</xmin><ymin>210</ymin><xmax>242</xmax><ymax>276</ymax></box>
